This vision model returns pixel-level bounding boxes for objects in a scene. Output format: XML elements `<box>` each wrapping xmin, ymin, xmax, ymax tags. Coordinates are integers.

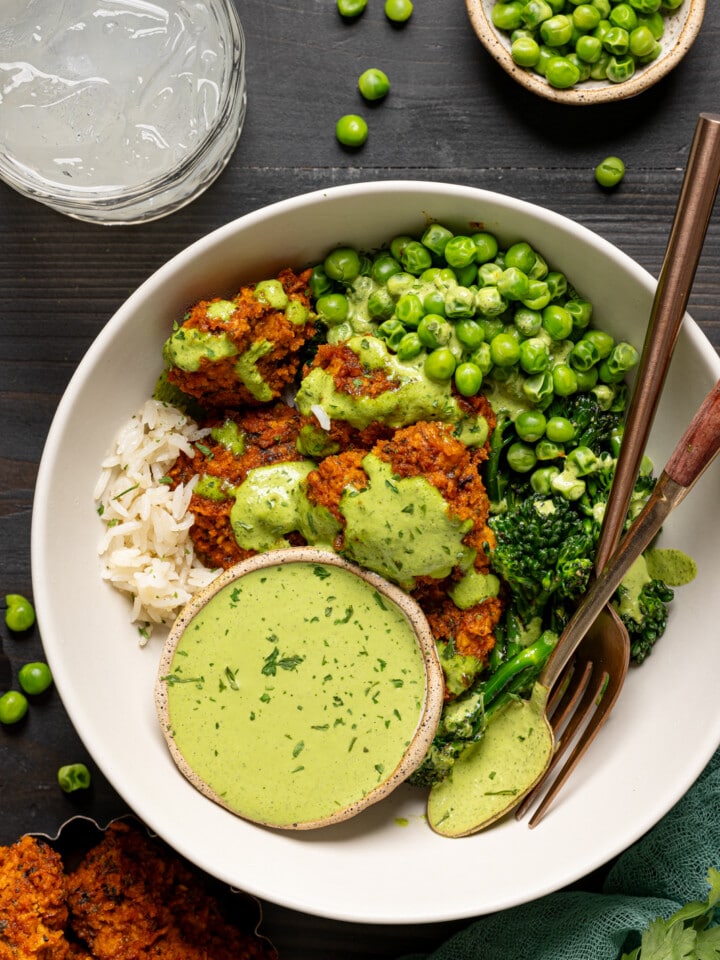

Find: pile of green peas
<box><xmin>491</xmin><ymin>0</ymin><xmax>685</xmax><ymax>89</ymax></box>
<box><xmin>308</xmin><ymin>223</ymin><xmax>639</xmax><ymax>416</ymax></box>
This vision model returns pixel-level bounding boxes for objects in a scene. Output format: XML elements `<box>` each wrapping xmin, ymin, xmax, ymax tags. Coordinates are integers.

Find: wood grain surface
<box><xmin>1</xmin><ymin>1</ymin><xmax>719</xmax><ymax>956</ymax></box>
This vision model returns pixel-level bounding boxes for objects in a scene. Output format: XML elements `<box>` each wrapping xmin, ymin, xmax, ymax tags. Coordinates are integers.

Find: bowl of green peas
<box><xmin>466</xmin><ymin>0</ymin><xmax>705</xmax><ymax>103</ymax></box>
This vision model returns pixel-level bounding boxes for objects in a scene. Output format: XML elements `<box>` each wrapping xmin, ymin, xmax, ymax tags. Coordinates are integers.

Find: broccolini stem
<box><xmin>481</xmin><ymin>630</ymin><xmax>558</xmax><ymax>709</ymax></box>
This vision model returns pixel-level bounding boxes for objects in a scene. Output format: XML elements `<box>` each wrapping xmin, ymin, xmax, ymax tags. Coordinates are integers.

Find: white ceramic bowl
<box><xmin>466</xmin><ymin>0</ymin><xmax>706</xmax><ymax>105</ymax></box>
<box><xmin>32</xmin><ymin>181</ymin><xmax>720</xmax><ymax>924</ymax></box>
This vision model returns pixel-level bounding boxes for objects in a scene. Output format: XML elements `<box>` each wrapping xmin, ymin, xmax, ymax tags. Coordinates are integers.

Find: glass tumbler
<box><xmin>0</xmin><ymin>0</ymin><xmax>247</xmax><ymax>224</ymax></box>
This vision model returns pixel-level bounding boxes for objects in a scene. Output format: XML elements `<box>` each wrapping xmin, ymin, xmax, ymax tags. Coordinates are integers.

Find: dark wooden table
<box><xmin>1</xmin><ymin>2</ymin><xmax>719</xmax><ymax>956</ymax></box>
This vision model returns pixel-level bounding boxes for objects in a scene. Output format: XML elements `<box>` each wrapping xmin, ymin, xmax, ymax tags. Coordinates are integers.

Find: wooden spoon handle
<box><xmin>664</xmin><ymin>379</ymin><xmax>720</xmax><ymax>490</ymax></box>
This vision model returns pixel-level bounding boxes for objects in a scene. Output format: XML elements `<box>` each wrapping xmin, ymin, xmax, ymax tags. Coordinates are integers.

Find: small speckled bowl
<box><xmin>155</xmin><ymin>548</ymin><xmax>445</xmax><ymax>830</ymax></box>
<box><xmin>465</xmin><ymin>0</ymin><xmax>706</xmax><ymax>105</ymax></box>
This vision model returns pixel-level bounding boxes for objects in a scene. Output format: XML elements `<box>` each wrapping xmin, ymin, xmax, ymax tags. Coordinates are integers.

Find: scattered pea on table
<box><xmin>58</xmin><ymin>762</ymin><xmax>92</xmax><ymax>793</ymax></box>
<box><xmin>358</xmin><ymin>68</ymin><xmax>390</xmax><ymax>101</ymax></box>
<box><xmin>335</xmin><ymin>114</ymin><xmax>369</xmax><ymax>147</ymax></box>
<box><xmin>18</xmin><ymin>661</ymin><xmax>53</xmax><ymax>696</ymax></box>
<box><xmin>4</xmin><ymin>593</ymin><xmax>36</xmax><ymax>632</ymax></box>
<box><xmin>0</xmin><ymin>690</ymin><xmax>29</xmax><ymax>725</ymax></box>
<box><xmin>336</xmin><ymin>0</ymin><xmax>367</xmax><ymax>17</ymax></box>
<box><xmin>384</xmin><ymin>0</ymin><xmax>413</xmax><ymax>22</ymax></box>
<box><xmin>595</xmin><ymin>155</ymin><xmax>626</xmax><ymax>187</ymax></box>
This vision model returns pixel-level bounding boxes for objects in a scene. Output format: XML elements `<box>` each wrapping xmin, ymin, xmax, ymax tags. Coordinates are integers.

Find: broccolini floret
<box><xmin>613</xmin><ymin>560</ymin><xmax>675</xmax><ymax>664</ymax></box>
<box><xmin>488</xmin><ymin>493</ymin><xmax>594</xmax><ymax>632</ymax></box>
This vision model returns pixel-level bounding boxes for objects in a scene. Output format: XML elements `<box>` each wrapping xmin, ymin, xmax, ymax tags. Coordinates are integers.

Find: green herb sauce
<box><xmin>161</xmin><ymin>562</ymin><xmax>428</xmax><ymax>827</ymax></box>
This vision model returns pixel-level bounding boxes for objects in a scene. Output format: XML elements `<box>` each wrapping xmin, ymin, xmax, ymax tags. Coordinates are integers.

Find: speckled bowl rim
<box><xmin>155</xmin><ymin>547</ymin><xmax>445</xmax><ymax>831</ymax></box>
<box><xmin>465</xmin><ymin>0</ymin><xmax>706</xmax><ymax>105</ymax></box>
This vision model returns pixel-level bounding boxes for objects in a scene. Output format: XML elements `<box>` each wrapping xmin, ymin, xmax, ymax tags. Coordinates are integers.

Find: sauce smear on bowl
<box><xmin>156</xmin><ymin>550</ymin><xmax>443</xmax><ymax>829</ymax></box>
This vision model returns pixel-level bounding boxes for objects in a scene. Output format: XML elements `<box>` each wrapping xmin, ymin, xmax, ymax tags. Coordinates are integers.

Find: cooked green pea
<box><xmin>401</xmin><ymin>240</ymin><xmax>433</xmax><ymax>275</ymax></box>
<box><xmin>565</xmin><ymin>298</ymin><xmax>593</xmax><ymax>330</ymax></box>
<box><xmin>595</xmin><ymin>155</ymin><xmax>626</xmax><ymax>187</ymax></box>
<box><xmin>569</xmin><ymin>338</ymin><xmax>599</xmax><ymax>371</ymax></box>
<box><xmin>424</xmin><ymin>347</ymin><xmax>457</xmax><ymax>381</ymax></box>
<box><xmin>421</xmin><ymin>223</ymin><xmax>453</xmax><ymax>257</ymax></box>
<box><xmin>606</xmin><ymin>340</ymin><xmax>640</xmax><ymax>375</ymax></box>
<box><xmin>386</xmin><ymin>271</ymin><xmax>416</xmax><ymax>298</ymax></box>
<box><xmin>377</xmin><ymin>318</ymin><xmax>407</xmax><ymax>351</ymax></box>
<box><xmin>18</xmin><ymin>661</ymin><xmax>53</xmax><ymax>696</ymax></box>
<box><xmin>324</xmin><ymin>247</ymin><xmax>361</xmax><ymax>283</ymax></box>
<box><xmin>5</xmin><ymin>593</ymin><xmax>36</xmax><ymax>632</ymax></box>
<box><xmin>545</xmin><ymin>271</ymin><xmax>567</xmax><ymax>300</ymax></box>
<box><xmin>523</xmin><ymin>371</ymin><xmax>554</xmax><ymax>407</ymax></box>
<box><xmin>536</xmin><ymin>439</ymin><xmax>565</xmax><ymax>460</ymax></box>
<box><xmin>575</xmin><ymin>33</ymin><xmax>603</xmax><ymax>62</ymax></box>
<box><xmin>492</xmin><ymin>0</ymin><xmax>525</xmax><ymax>29</ymax></box>
<box><xmin>390</xmin><ymin>235</ymin><xmax>414</xmax><ymax>261</ymax></box>
<box><xmin>396</xmin><ymin>332</ymin><xmax>423</xmax><ymax>361</ymax></box>
<box><xmin>592</xmin><ymin>0</ymin><xmax>611</xmax><ymax>16</ymax></box>
<box><xmin>335</xmin><ymin>114</ymin><xmax>368</xmax><ymax>148</ymax></box>
<box><xmin>308</xmin><ymin>265</ymin><xmax>333</xmax><ymax>299</ymax></box>
<box><xmin>545</xmin><ymin>415</ymin><xmax>575</xmax><ymax>443</ymax></box>
<box><xmin>384</xmin><ymin>0</ymin><xmax>413</xmax><ymax>22</ymax></box>
<box><xmin>498</xmin><ymin>267</ymin><xmax>530</xmax><ymax>301</ymax></box>
<box><xmin>531</xmin><ymin>465</ymin><xmax>561</xmax><ymax>495</ymax></box>
<box><xmin>606</xmin><ymin>54</ymin><xmax>635</xmax><ymax>82</ymax></box>
<box><xmin>317</xmin><ymin>292</ymin><xmax>350</xmax><ymax>325</ymax></box>
<box><xmin>371</xmin><ymin>254</ymin><xmax>402</xmax><ymax>284</ymax></box>
<box><xmin>358</xmin><ymin>68</ymin><xmax>390</xmax><ymax>101</ymax></box>
<box><xmin>545</xmin><ymin>55</ymin><xmax>581</xmax><ymax>88</ymax></box>
<box><xmin>575</xmin><ymin>365</ymin><xmax>599</xmax><ymax>391</ymax></box>
<box><xmin>0</xmin><ymin>691</ymin><xmax>28</xmax><ymax>725</ymax></box>
<box><xmin>504</xmin><ymin>241</ymin><xmax>536</xmax><ymax>274</ymax></box>
<box><xmin>572</xmin><ymin>3</ymin><xmax>601</xmax><ymax>30</ymax></box>
<box><xmin>418</xmin><ymin>314</ymin><xmax>452</xmax><ymax>349</ymax></box>
<box><xmin>582</xmin><ymin>328</ymin><xmax>614</xmax><ymax>358</ymax></box>
<box><xmin>475</xmin><ymin>286</ymin><xmax>507</xmax><ymax>317</ymax></box>
<box><xmin>455</xmin><ymin>318</ymin><xmax>485</xmax><ymax>350</ymax></box>
<box><xmin>470</xmin><ymin>342</ymin><xmax>493</xmax><ymax>375</ymax></box>
<box><xmin>514</xmin><ymin>307</ymin><xmax>543</xmax><ymax>337</ymax></box>
<box><xmin>552</xmin><ymin>363</ymin><xmax>579</xmax><ymax>396</ymax></box>
<box><xmin>444</xmin><ymin>236</ymin><xmax>477</xmax><ymax>269</ymax></box>
<box><xmin>445</xmin><ymin>285</ymin><xmax>476</xmax><ymax>319</ymax></box>
<box><xmin>512</xmin><ymin>35</ymin><xmax>541</xmax><ymax>66</ymax></box>
<box><xmin>490</xmin><ymin>332</ymin><xmax>521</xmax><ymax>368</ymax></box>
<box><xmin>602</xmin><ymin>26</ymin><xmax>629</xmax><ymax>54</ymax></box>
<box><xmin>472</xmin><ymin>232</ymin><xmax>499</xmax><ymax>264</ymax></box>
<box><xmin>58</xmin><ymin>763</ymin><xmax>91</xmax><ymax>793</ymax></box>
<box><xmin>454</xmin><ymin>263</ymin><xmax>478</xmax><ymax>287</ymax></box>
<box><xmin>515</xmin><ymin>410</ymin><xmax>547</xmax><ymax>442</ymax></box>
<box><xmin>542</xmin><ymin>304</ymin><xmax>573</xmax><ymax>340</ymax></box>
<box><xmin>454</xmin><ymin>362</ymin><xmax>484</xmax><ymax>397</ymax></box>
<box><xmin>522</xmin><ymin>279</ymin><xmax>551</xmax><ymax>310</ymax></box>
<box><xmin>395</xmin><ymin>292</ymin><xmax>425</xmax><ymax>328</ymax></box>
<box><xmin>522</xmin><ymin>0</ymin><xmax>554</xmax><ymax>27</ymax></box>
<box><xmin>519</xmin><ymin>337</ymin><xmax>550</xmax><ymax>374</ymax></box>
<box><xmin>609</xmin><ymin>2</ymin><xmax>638</xmax><ymax>30</ymax></box>
<box><xmin>507</xmin><ymin>442</ymin><xmax>538</xmax><ymax>473</ymax></box>
<box><xmin>628</xmin><ymin>24</ymin><xmax>656</xmax><ymax>56</ymax></box>
<box><xmin>540</xmin><ymin>13</ymin><xmax>574</xmax><ymax>45</ymax></box>
<box><xmin>423</xmin><ymin>288</ymin><xmax>447</xmax><ymax>316</ymax></box>
<box><xmin>367</xmin><ymin>288</ymin><xmax>394</xmax><ymax>322</ymax></box>
<box><xmin>337</xmin><ymin>0</ymin><xmax>367</xmax><ymax>15</ymax></box>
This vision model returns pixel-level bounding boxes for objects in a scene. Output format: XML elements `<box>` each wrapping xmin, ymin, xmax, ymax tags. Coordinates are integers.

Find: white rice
<box><xmin>94</xmin><ymin>399</ymin><xmax>220</xmax><ymax>643</ymax></box>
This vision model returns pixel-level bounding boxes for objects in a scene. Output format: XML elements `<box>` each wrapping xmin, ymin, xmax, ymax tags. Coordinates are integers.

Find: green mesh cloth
<box><xmin>402</xmin><ymin>746</ymin><xmax>720</xmax><ymax>960</ymax></box>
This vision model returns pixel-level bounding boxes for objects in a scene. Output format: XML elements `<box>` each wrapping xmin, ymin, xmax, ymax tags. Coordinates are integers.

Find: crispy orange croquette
<box><xmin>0</xmin><ymin>825</ymin><xmax>274</xmax><ymax>960</ymax></box>
<box><xmin>166</xmin><ymin>268</ymin><xmax>315</xmax><ymax>410</ymax></box>
<box><xmin>372</xmin><ymin>420</ymin><xmax>495</xmax><ymax>568</ymax></box>
<box><xmin>65</xmin><ymin>822</ymin><xmax>274</xmax><ymax>960</ymax></box>
<box><xmin>304</xmin><ymin>343</ymin><xmax>400</xmax><ymax>399</ymax></box>
<box><xmin>0</xmin><ymin>835</ymin><xmax>70</xmax><ymax>960</ymax></box>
